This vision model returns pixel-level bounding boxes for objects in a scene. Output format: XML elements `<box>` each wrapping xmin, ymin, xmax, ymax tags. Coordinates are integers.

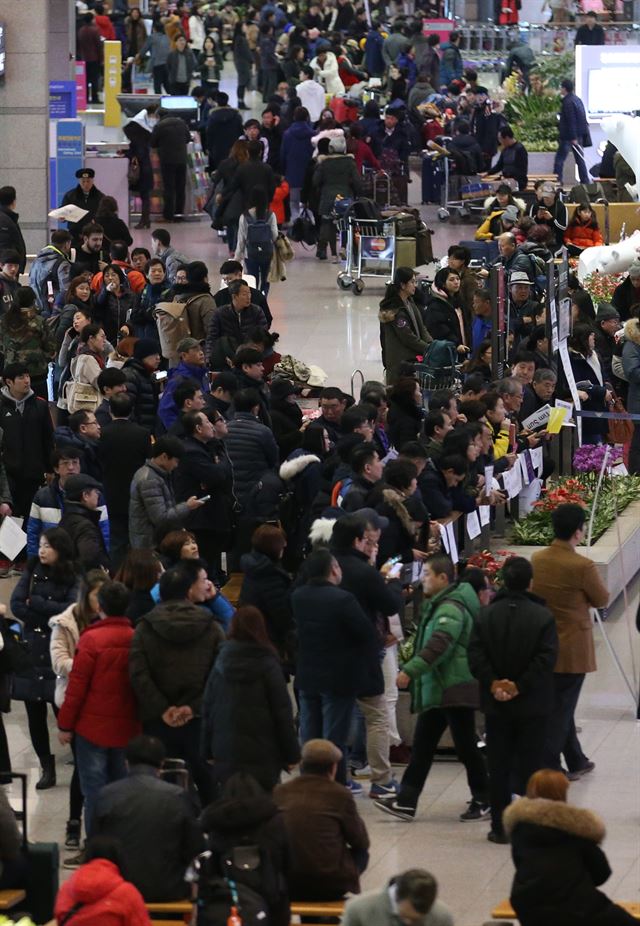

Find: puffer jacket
<box><xmin>282</xmin><ymin>121</ymin><xmax>315</xmax><ymax>188</ymax></box>
<box><xmin>28</xmin><ymin>245</ymin><xmax>72</xmax><ymax>313</ymax></box>
<box><xmin>622</xmin><ymin>317</ymin><xmax>640</xmax><ymax>414</ymax></box>
<box><xmin>49</xmin><ymin>603</ymin><xmax>81</xmax><ymax>708</ymax></box>
<box><xmin>225</xmin><ymin>413</ymin><xmax>279</xmax><ymax>507</ymax></box>
<box><xmin>379</xmin><ymin>292</ymin><xmax>431</xmax><ymax>385</ymax></box>
<box><xmin>173</xmin><ymin>435</ymin><xmax>235</xmax><ymax>535</ymax></box>
<box><xmin>54</xmin><ymin>858</ymin><xmax>151</xmax><ymax>926</ymax></box>
<box><xmin>94</xmin><ymin>285</ymin><xmax>137</xmax><ymax>345</ymax></box>
<box><xmin>205</xmin><ymin>303</ymin><xmax>268</xmax><ymax>369</ymax></box>
<box><xmin>57</xmin><ymin>617</ymin><xmax>141</xmax><ymax>746</ymax></box>
<box><xmin>129</xmin><ymin>460</ymin><xmax>191</xmax><ymax>549</ymax></box>
<box><xmin>401</xmin><ymin>581</ymin><xmax>480</xmax><ymax>714</ymax></box>
<box><xmin>312</xmin><ymin>154</ymin><xmax>361</xmax><ymax>216</ymax></box>
<box><xmin>59</xmin><ymin>501</ymin><xmax>111</xmax><ymax>572</ymax></box>
<box><xmin>123</xmin><ymin>357</ymin><xmax>159</xmax><ymax>433</ymax></box>
<box><xmin>10</xmin><ymin>561</ymin><xmax>78</xmax><ymax>634</ymax></box>
<box><xmin>563</xmin><ymin>221</ymin><xmax>604</xmax><ymax>251</ymax></box>
<box><xmin>504</xmin><ymin>798</ymin><xmax>617</xmax><ymax>926</ymax></box>
<box><xmin>424</xmin><ymin>291</ymin><xmax>464</xmax><ymax>346</ymax></box>
<box><xmin>239</xmin><ymin>551</ymin><xmax>293</xmax><ymax>655</ymax></box>
<box><xmin>157</xmin><ymin>359</ymin><xmax>211</xmax><ymax>430</ymax></box>
<box><xmin>129</xmin><ymin>599</ymin><xmax>224</xmax><ymax>723</ymax></box>
<box><xmin>201</xmin><ymin>640</ymin><xmax>300</xmax><ymax>790</ymax></box>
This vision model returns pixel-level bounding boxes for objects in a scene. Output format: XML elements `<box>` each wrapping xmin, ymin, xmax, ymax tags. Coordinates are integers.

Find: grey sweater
<box><xmin>343</xmin><ymin>888</ymin><xmax>454</xmax><ymax>926</ymax></box>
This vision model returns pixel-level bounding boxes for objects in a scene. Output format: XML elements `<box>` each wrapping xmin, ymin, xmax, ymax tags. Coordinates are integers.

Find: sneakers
<box><xmin>62</xmin><ymin>852</ymin><xmax>83</xmax><ymax>870</ymax></box>
<box><xmin>65</xmin><ymin>819</ymin><xmax>81</xmax><ymax>850</ymax></box>
<box><xmin>567</xmin><ymin>761</ymin><xmax>595</xmax><ymax>781</ymax></box>
<box><xmin>345</xmin><ymin>779</ymin><xmax>363</xmax><ymax>796</ymax></box>
<box><xmin>351</xmin><ymin>765</ymin><xmax>372</xmax><ymax>780</ymax></box>
<box><xmin>373</xmin><ymin>796</ymin><xmax>416</xmax><ymax>821</ymax></box>
<box><xmin>487</xmin><ymin>830</ymin><xmax>509</xmax><ymax>844</ymax></box>
<box><xmin>460</xmin><ymin>800</ymin><xmax>491</xmax><ymax>822</ymax></box>
<box><xmin>369</xmin><ymin>779</ymin><xmax>399</xmax><ymax>799</ymax></box>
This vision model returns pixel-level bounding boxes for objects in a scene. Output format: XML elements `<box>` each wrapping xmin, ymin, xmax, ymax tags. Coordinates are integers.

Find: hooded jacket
<box><xmin>282</xmin><ymin>121</ymin><xmax>315</xmax><ymax>188</ymax></box>
<box><xmin>29</xmin><ymin>245</ymin><xmax>72</xmax><ymax>313</ymax></box>
<box><xmin>0</xmin><ymin>386</ymin><xmax>54</xmax><ymax>480</ymax></box>
<box><xmin>379</xmin><ymin>292</ymin><xmax>431</xmax><ymax>385</ymax></box>
<box><xmin>622</xmin><ymin>317</ymin><xmax>640</xmax><ymax>413</ymax></box>
<box><xmin>54</xmin><ymin>858</ymin><xmax>151</xmax><ymax>926</ymax></box>
<box><xmin>10</xmin><ymin>560</ymin><xmax>78</xmax><ymax>634</ymax></box>
<box><xmin>57</xmin><ymin>616</ymin><xmax>140</xmax><ymax>746</ymax></box>
<box><xmin>504</xmin><ymin>798</ymin><xmax>619</xmax><ymax>926</ymax></box>
<box><xmin>129</xmin><ymin>599</ymin><xmax>224</xmax><ymax>723</ymax></box>
<box><xmin>402</xmin><ymin>581</ymin><xmax>481</xmax><ymax>713</ymax></box>
<box><xmin>313</xmin><ymin>153</ymin><xmax>361</xmax><ymax>215</ymax></box>
<box><xmin>201</xmin><ymin>639</ymin><xmax>300</xmax><ymax>789</ymax></box>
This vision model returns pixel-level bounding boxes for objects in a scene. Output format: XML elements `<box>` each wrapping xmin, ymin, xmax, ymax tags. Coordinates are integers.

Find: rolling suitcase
<box><xmin>422</xmin><ymin>154</ymin><xmax>443</xmax><ymax>204</ymax></box>
<box><xmin>10</xmin><ymin>772</ymin><xmax>59</xmax><ymax>924</ymax></box>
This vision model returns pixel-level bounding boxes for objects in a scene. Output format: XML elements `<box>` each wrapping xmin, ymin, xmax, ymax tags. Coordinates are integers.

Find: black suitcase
<box><xmin>422</xmin><ymin>154</ymin><xmax>443</xmax><ymax>204</ymax></box>
<box><xmin>10</xmin><ymin>772</ymin><xmax>59</xmax><ymax>924</ymax></box>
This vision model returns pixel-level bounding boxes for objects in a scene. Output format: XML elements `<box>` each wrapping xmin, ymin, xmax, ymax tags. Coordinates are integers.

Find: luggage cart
<box><xmin>435</xmin><ymin>148</ymin><xmax>517</xmax><ymax>222</ymax></box>
<box><xmin>413</xmin><ymin>360</ymin><xmax>462</xmax><ymax>406</ymax></box>
<box><xmin>336</xmin><ymin>215</ymin><xmax>397</xmax><ymax>295</ymax></box>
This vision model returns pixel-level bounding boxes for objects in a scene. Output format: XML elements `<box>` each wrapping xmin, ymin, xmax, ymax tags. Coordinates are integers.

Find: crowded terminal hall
<box><xmin>0</xmin><ymin>0</ymin><xmax>637</xmax><ymax>923</ymax></box>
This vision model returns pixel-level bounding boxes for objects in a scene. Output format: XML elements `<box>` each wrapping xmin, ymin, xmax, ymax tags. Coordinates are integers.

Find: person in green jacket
<box><xmin>373</xmin><ymin>554</ymin><xmax>489</xmax><ymax>822</ymax></box>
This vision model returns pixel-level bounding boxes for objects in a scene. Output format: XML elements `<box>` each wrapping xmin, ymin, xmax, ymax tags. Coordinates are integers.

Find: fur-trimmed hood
<box><xmin>504</xmin><ymin>797</ymin><xmax>606</xmax><ymax>844</ymax></box>
<box><xmin>279</xmin><ymin>453</ymin><xmax>320</xmax><ymax>481</ymax></box>
<box><xmin>624</xmin><ymin>316</ymin><xmax>640</xmax><ymax>346</ymax></box>
<box><xmin>308</xmin><ymin>517</ymin><xmax>336</xmax><ymax>548</ymax></box>
<box><xmin>381</xmin><ymin>487</ymin><xmax>416</xmax><ymax>539</ymax></box>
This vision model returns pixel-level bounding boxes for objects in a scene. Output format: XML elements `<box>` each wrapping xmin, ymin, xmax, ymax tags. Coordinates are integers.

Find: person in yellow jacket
<box><xmin>475</xmin><ymin>203</ymin><xmax>520</xmax><ymax>241</ymax></box>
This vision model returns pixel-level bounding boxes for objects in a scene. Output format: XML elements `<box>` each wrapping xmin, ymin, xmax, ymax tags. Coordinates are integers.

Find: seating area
<box><xmin>143</xmin><ymin>899</ymin><xmax>346</xmax><ymax>925</ymax></box>
<box><xmin>490</xmin><ymin>898</ymin><xmax>640</xmax><ymax>921</ymax></box>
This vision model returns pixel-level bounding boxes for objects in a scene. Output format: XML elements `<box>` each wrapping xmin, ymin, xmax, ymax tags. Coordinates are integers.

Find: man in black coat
<box><xmin>94</xmin><ymin>734</ymin><xmax>203</xmax><ymax>901</ymax></box>
<box><xmin>61</xmin><ymin>168</ymin><xmax>105</xmax><ymax>245</ymax></box>
<box><xmin>59</xmin><ymin>474</ymin><xmax>111</xmax><ymax>572</ymax></box>
<box><xmin>0</xmin><ymin>363</ymin><xmax>54</xmax><ymax>519</ymax></box>
<box><xmin>232</xmin><ymin>347</ymin><xmax>272</xmax><ymax>427</ymax></box>
<box><xmin>174</xmin><ymin>410</ymin><xmax>234</xmax><ymax>576</ymax></box>
<box><xmin>225</xmin><ymin>388</ymin><xmax>279</xmax><ymax>509</ymax></box>
<box><xmin>149</xmin><ymin>111</ymin><xmax>192</xmax><ymax>221</ymax></box>
<box><xmin>554</xmin><ymin>78</ymin><xmax>590</xmax><ymax>185</ymax></box>
<box><xmin>206</xmin><ymin>92</ymin><xmax>244</xmax><ymax>172</ymax></box>
<box><xmin>468</xmin><ymin>556</ymin><xmax>558</xmax><ymax>843</ymax></box>
<box><xmin>330</xmin><ymin>514</ymin><xmax>404</xmax><ymax>797</ymax></box>
<box><xmin>292</xmin><ymin>548</ymin><xmax>378</xmax><ymax>784</ymax></box>
<box><xmin>123</xmin><ymin>339</ymin><xmax>162</xmax><ymax>434</ymax></box>
<box><xmin>215</xmin><ymin>259</ymin><xmax>272</xmax><ymax>327</ymax></box>
<box><xmin>418</xmin><ymin>454</ymin><xmax>468</xmax><ymax>521</ymax></box>
<box><xmin>340</xmin><ymin>442</ymin><xmax>385</xmax><ymax>513</ymax></box>
<box><xmin>575</xmin><ymin>11</ymin><xmax>605</xmax><ymax>45</ymax></box>
<box><xmin>97</xmin><ymin>393</ymin><xmax>152</xmax><ymax>569</ymax></box>
<box><xmin>206</xmin><ymin>280</ymin><xmax>268</xmax><ymax>371</ymax></box>
<box><xmin>0</xmin><ymin>187</ymin><xmax>26</xmax><ymax>273</ymax></box>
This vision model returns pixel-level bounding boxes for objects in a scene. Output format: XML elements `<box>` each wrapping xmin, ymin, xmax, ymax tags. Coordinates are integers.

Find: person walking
<box><xmin>232</xmin><ymin>22</ymin><xmax>253</xmax><ymax>110</ymax></box>
<box><xmin>554</xmin><ymin>78</ymin><xmax>591</xmax><ymax>185</ymax></box>
<box><xmin>281</xmin><ymin>107</ymin><xmax>315</xmax><ymax>223</ymax></box>
<box><xmin>235</xmin><ymin>188</ymin><xmax>278</xmax><ymax>296</ymax></box>
<box><xmin>138</xmin><ymin>19</ymin><xmax>171</xmax><ymax>94</ymax></box>
<box><xmin>150</xmin><ymin>109</ymin><xmax>192</xmax><ymax>222</ymax></box>
<box><xmin>374</xmin><ymin>555</ymin><xmax>489</xmax><ymax>822</ymax></box>
<box><xmin>531</xmin><ymin>503</ymin><xmax>608</xmax><ymax>778</ymax></box>
<box><xmin>166</xmin><ymin>34</ymin><xmax>196</xmax><ymax>94</ymax></box>
<box><xmin>468</xmin><ymin>556</ymin><xmax>558</xmax><ymax>843</ymax></box>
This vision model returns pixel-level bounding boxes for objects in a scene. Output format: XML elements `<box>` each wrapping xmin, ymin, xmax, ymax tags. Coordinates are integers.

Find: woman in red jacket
<box><xmin>564</xmin><ymin>204</ymin><xmax>604</xmax><ymax>256</ymax></box>
<box><xmin>270</xmin><ymin>176</ymin><xmax>290</xmax><ymax>227</ymax></box>
<box><xmin>55</xmin><ymin>836</ymin><xmax>152</xmax><ymax>925</ymax></box>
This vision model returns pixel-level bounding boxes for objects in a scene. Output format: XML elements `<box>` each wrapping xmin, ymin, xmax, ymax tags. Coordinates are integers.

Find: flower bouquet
<box><xmin>572</xmin><ymin>444</ymin><xmax>623</xmax><ymax>475</ymax></box>
<box><xmin>582</xmin><ymin>271</ymin><xmax>626</xmax><ymax>305</ymax></box>
<box><xmin>464</xmin><ymin>549</ymin><xmax>516</xmax><ymax>586</ymax></box>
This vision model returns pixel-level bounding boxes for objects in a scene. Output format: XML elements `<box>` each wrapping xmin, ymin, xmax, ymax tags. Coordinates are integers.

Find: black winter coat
<box><xmin>173</xmin><ymin>436</ymin><xmax>234</xmax><ymax>535</ymax></box>
<box><xmin>59</xmin><ymin>501</ymin><xmax>111</xmax><ymax>572</ymax></box>
<box><xmin>206</xmin><ymin>303</ymin><xmax>268</xmax><ymax>371</ymax></box>
<box><xmin>425</xmin><ymin>293</ymin><xmax>464</xmax><ymax>346</ymax></box>
<box><xmin>206</xmin><ymin>106</ymin><xmax>245</xmax><ymax>172</ymax></box>
<box><xmin>239</xmin><ymin>551</ymin><xmax>293</xmax><ymax>657</ymax></box>
<box><xmin>504</xmin><ymin>799</ymin><xmax>627</xmax><ymax>926</ymax></box>
<box><xmin>123</xmin><ymin>358</ymin><xmax>159</xmax><ymax>433</ymax></box>
<box><xmin>292</xmin><ymin>581</ymin><xmax>380</xmax><ymax>697</ymax></box>
<box><xmin>94</xmin><ymin>286</ymin><xmax>137</xmax><ymax>345</ymax></box>
<box><xmin>0</xmin><ymin>389</ymin><xmax>54</xmax><ymax>481</ymax></box>
<box><xmin>224</xmin><ymin>159</ymin><xmax>277</xmax><ymax>211</ymax></box>
<box><xmin>200</xmin><ymin>792</ymin><xmax>289</xmax><ymax>926</ymax></box>
<box><xmin>0</xmin><ymin>207</ymin><xmax>26</xmax><ymax>273</ymax></box>
<box><xmin>468</xmin><ymin>589</ymin><xmax>558</xmax><ymax>717</ymax></box>
<box><xmin>149</xmin><ymin>115</ymin><xmax>191</xmax><ymax>166</ymax></box>
<box><xmin>129</xmin><ymin>599</ymin><xmax>224</xmax><ymax>723</ymax></box>
<box><xmin>97</xmin><ymin>419</ymin><xmax>152</xmax><ymax>520</ymax></box>
<box><xmin>270</xmin><ymin>401</ymin><xmax>303</xmax><ymax>459</ymax></box>
<box><xmin>225</xmin><ymin>412</ymin><xmax>279</xmax><ymax>507</ymax></box>
<box><xmin>10</xmin><ymin>561</ymin><xmax>78</xmax><ymax>633</ymax></box>
<box><xmin>386</xmin><ymin>394</ymin><xmax>424</xmax><ymax>449</ymax></box>
<box><xmin>201</xmin><ymin>640</ymin><xmax>300</xmax><ymax>790</ymax></box>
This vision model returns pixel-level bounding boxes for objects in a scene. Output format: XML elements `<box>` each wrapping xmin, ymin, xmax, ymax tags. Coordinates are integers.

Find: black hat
<box><xmin>270</xmin><ymin>378</ymin><xmax>297</xmax><ymax>401</ymax></box>
<box><xmin>133</xmin><ymin>338</ymin><xmax>161</xmax><ymax>361</ymax></box>
<box><xmin>595</xmin><ymin>303</ymin><xmax>620</xmax><ymax>322</ymax></box>
<box><xmin>64</xmin><ymin>474</ymin><xmax>102</xmax><ymax>501</ymax></box>
<box><xmin>75</xmin><ymin>168</ymin><xmax>95</xmax><ymax>179</ymax></box>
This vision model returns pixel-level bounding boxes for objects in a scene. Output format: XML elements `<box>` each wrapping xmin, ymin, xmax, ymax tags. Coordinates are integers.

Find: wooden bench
<box><xmin>0</xmin><ymin>889</ymin><xmax>26</xmax><ymax>910</ymax></box>
<box><xmin>564</xmin><ymin>202</ymin><xmax>607</xmax><ymax>241</ymax></box>
<box><xmin>145</xmin><ymin>900</ymin><xmax>192</xmax><ymax>922</ymax></box>
<box><xmin>290</xmin><ymin>900</ymin><xmax>346</xmax><ymax>921</ymax></box>
<box><xmin>144</xmin><ymin>899</ymin><xmax>346</xmax><ymax>924</ymax></box>
<box><xmin>221</xmin><ymin>572</ymin><xmax>244</xmax><ymax>607</ymax></box>
<box><xmin>491</xmin><ymin>899</ymin><xmax>640</xmax><ymax>921</ymax></box>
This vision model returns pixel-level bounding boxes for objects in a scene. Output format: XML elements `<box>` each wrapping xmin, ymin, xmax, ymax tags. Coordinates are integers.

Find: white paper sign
<box><xmin>521</xmin><ymin>404</ymin><xmax>551</xmax><ymax>432</ymax></box>
<box><xmin>555</xmin><ymin>398</ymin><xmax>574</xmax><ymax>420</ymax></box>
<box><xmin>48</xmin><ymin>204</ymin><xmax>89</xmax><ymax>223</ymax></box>
<box><xmin>479</xmin><ymin>505</ymin><xmax>491</xmax><ymax>526</ymax></box>
<box><xmin>610</xmin><ymin>463</ymin><xmax>628</xmax><ymax>476</ymax></box>
<box><xmin>0</xmin><ymin>517</ymin><xmax>26</xmax><ymax>561</ymax></box>
<box><xmin>519</xmin><ymin>454</ymin><xmax>531</xmax><ymax>486</ymax></box>
<box><xmin>484</xmin><ymin>465</ymin><xmax>494</xmax><ymax>492</ymax></box>
<box><xmin>558</xmin><ymin>340</ymin><xmax>583</xmax><ymax>445</ymax></box>
<box><xmin>466</xmin><ymin>511</ymin><xmax>481</xmax><ymax>539</ymax></box>
<box><xmin>445</xmin><ymin>522</ymin><xmax>459</xmax><ymax>564</ymax></box>
<box><xmin>530</xmin><ymin>446</ymin><xmax>544</xmax><ymax>477</ymax></box>
<box><xmin>439</xmin><ymin>522</ymin><xmax>450</xmax><ymax>553</ymax></box>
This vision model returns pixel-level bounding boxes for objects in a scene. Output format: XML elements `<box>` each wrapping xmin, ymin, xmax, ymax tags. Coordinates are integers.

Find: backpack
<box><xmin>330</xmin><ymin>475</ymin><xmax>353</xmax><ymax>507</ymax></box>
<box><xmin>153</xmin><ymin>299</ymin><xmax>193</xmax><ymax>363</ymax></box>
<box><xmin>350</xmin><ymin>198</ymin><xmax>382</xmax><ymax>220</ymax></box>
<box><xmin>194</xmin><ymin>851</ymin><xmax>269</xmax><ymax>926</ymax></box>
<box><xmin>62</xmin><ymin>380</ymin><xmax>101</xmax><ymax>415</ymax></box>
<box><xmin>421</xmin><ymin>339</ymin><xmax>457</xmax><ymax>372</ymax></box>
<box><xmin>246</xmin><ymin>213</ymin><xmax>275</xmax><ymax>263</ymax></box>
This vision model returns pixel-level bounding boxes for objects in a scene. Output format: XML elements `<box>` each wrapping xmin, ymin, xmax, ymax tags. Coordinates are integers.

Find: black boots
<box><xmin>35</xmin><ymin>755</ymin><xmax>56</xmax><ymax>790</ymax></box>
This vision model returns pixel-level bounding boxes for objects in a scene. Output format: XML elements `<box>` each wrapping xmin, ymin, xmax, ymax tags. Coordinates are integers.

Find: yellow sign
<box><xmin>104</xmin><ymin>41</ymin><xmax>122</xmax><ymax>128</ymax></box>
<box><xmin>546</xmin><ymin>406</ymin><xmax>568</xmax><ymax>434</ymax></box>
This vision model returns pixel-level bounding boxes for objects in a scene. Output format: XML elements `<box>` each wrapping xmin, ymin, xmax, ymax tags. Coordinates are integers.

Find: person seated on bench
<box><xmin>475</xmin><ymin>203</ymin><xmax>520</xmax><ymax>242</ymax></box>
<box><xmin>504</xmin><ymin>769</ymin><xmax>636</xmax><ymax>926</ymax></box>
<box><xmin>342</xmin><ymin>869</ymin><xmax>454</xmax><ymax>926</ymax></box>
<box><xmin>563</xmin><ymin>204</ymin><xmax>604</xmax><ymax>257</ymax></box>
<box><xmin>92</xmin><ymin>734</ymin><xmax>203</xmax><ymax>903</ymax></box>
<box><xmin>483</xmin><ymin>182</ymin><xmax>525</xmax><ymax>218</ymax></box>
<box><xmin>273</xmin><ymin>739</ymin><xmax>369</xmax><ymax>901</ymax></box>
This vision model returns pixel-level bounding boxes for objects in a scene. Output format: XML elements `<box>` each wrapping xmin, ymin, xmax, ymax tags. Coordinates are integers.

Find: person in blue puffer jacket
<box><xmin>157</xmin><ymin>338</ymin><xmax>211</xmax><ymax>431</ymax></box>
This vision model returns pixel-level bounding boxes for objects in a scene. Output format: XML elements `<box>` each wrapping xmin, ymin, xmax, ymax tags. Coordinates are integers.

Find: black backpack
<box><xmin>246</xmin><ymin>213</ymin><xmax>275</xmax><ymax>263</ymax></box>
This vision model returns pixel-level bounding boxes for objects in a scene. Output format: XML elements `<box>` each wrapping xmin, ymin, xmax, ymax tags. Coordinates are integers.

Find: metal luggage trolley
<box><xmin>436</xmin><ymin>148</ymin><xmax>517</xmax><ymax>223</ymax></box>
<box><xmin>413</xmin><ymin>360</ymin><xmax>461</xmax><ymax>405</ymax></box>
<box><xmin>336</xmin><ymin>213</ymin><xmax>397</xmax><ymax>295</ymax></box>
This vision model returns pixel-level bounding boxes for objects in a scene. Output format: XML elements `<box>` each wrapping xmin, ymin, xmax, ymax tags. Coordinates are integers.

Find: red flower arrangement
<box><xmin>465</xmin><ymin>549</ymin><xmax>516</xmax><ymax>585</ymax></box>
<box><xmin>532</xmin><ymin>478</ymin><xmax>589</xmax><ymax>512</ymax></box>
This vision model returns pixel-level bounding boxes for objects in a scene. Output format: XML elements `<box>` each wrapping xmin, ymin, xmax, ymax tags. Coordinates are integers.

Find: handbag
<box><xmin>127</xmin><ymin>155</ymin><xmax>141</xmax><ymax>186</ymax></box>
<box><xmin>607</xmin><ymin>394</ymin><xmax>634</xmax><ymax>446</ymax></box>
<box><xmin>62</xmin><ymin>379</ymin><xmax>101</xmax><ymax>414</ymax></box>
<box><xmin>11</xmin><ymin>627</ymin><xmax>56</xmax><ymax>704</ymax></box>
<box><xmin>290</xmin><ymin>207</ymin><xmax>317</xmax><ymax>246</ymax></box>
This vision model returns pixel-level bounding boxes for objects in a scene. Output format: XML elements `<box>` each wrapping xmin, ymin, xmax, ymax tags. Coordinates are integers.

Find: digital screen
<box><xmin>587</xmin><ymin>67</ymin><xmax>640</xmax><ymax>115</ymax></box>
<box><xmin>160</xmin><ymin>95</ymin><xmax>197</xmax><ymax>111</ymax></box>
<box><xmin>0</xmin><ymin>22</ymin><xmax>5</xmax><ymax>80</ymax></box>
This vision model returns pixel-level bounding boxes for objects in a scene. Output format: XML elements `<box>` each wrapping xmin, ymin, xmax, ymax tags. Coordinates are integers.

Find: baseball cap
<box><xmin>355</xmin><ymin>507</ymin><xmax>389</xmax><ymax>531</ymax></box>
<box><xmin>177</xmin><ymin>337</ymin><xmax>202</xmax><ymax>354</ymax></box>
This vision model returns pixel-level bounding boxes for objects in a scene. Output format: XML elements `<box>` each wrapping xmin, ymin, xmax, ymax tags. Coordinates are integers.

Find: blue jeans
<box><xmin>554</xmin><ymin>139</ymin><xmax>589</xmax><ymax>184</ymax></box>
<box><xmin>245</xmin><ymin>257</ymin><xmax>271</xmax><ymax>296</ymax></box>
<box><xmin>75</xmin><ymin>734</ymin><xmax>127</xmax><ymax>836</ymax></box>
<box><xmin>299</xmin><ymin>692</ymin><xmax>355</xmax><ymax>784</ymax></box>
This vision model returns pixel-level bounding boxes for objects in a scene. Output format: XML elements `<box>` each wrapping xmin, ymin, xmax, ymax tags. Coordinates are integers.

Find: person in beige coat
<box><xmin>531</xmin><ymin>503</ymin><xmax>609</xmax><ymax>779</ymax></box>
<box><xmin>49</xmin><ymin>569</ymin><xmax>108</xmax><ymax>852</ymax></box>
